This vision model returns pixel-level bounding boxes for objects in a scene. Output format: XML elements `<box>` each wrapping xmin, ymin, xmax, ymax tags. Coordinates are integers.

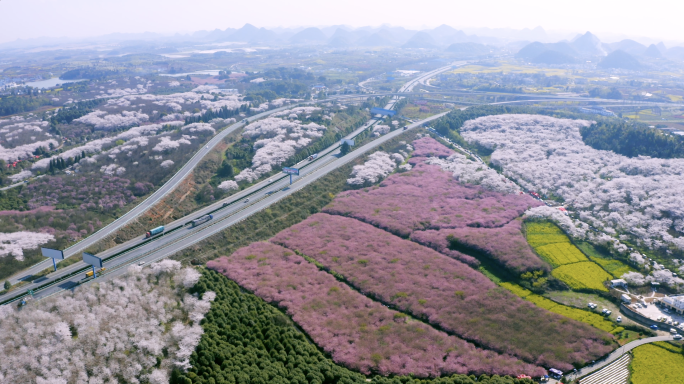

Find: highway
<box><xmin>11</xmin><ymin>61</ymin><xmax>672</xmax><ymax>284</ymax></box>
<box><xmin>7</xmin><ymin>59</ymin><xmax>667</xmax><ymax>288</ymax></box>
<box><xmin>5</xmin><ymin>111</ymin><xmax>449</xmax><ymax>305</ymax></box>
<box><xmin>332</xmin><ymin>90</ymin><xmax>679</xmax><ymax>108</ymax></box>
<box><xmin>4</xmin><ymin>62</ymin><xmax>681</xmax><ymax>382</ymax></box>
<box><xmin>5</xmin><ymin>104</ymin><xmax>315</xmax><ymax>284</ymax></box>
<box><xmin>400</xmin><ymin>62</ymin><xmax>466</xmax><ymax>92</ymax></box>
<box><xmin>0</xmin><ymin>60</ymin><xmax>465</xmax><ymax>300</ymax></box>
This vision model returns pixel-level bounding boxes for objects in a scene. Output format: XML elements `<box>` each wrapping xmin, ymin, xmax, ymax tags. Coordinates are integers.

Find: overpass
<box><xmin>331</xmin><ymin>90</ymin><xmax>679</xmax><ymax>108</ymax></box>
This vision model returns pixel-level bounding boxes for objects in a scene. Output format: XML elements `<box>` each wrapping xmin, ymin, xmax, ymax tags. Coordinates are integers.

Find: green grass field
<box><xmin>500</xmin><ymin>282</ymin><xmax>619</xmax><ymax>333</ymax></box>
<box><xmin>630</xmin><ymin>342</ymin><xmax>684</xmax><ymax>384</ymax></box>
<box><xmin>575</xmin><ymin>241</ymin><xmax>635</xmax><ymax>278</ymax></box>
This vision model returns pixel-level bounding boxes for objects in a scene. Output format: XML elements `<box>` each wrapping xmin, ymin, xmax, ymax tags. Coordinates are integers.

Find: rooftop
<box><xmin>662</xmin><ymin>295</ymin><xmax>684</xmax><ymax>310</ymax></box>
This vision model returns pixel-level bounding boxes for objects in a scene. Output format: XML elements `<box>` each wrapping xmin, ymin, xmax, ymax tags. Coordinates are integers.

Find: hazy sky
<box><xmin>1</xmin><ymin>0</ymin><xmax>683</xmax><ymax>44</ymax></box>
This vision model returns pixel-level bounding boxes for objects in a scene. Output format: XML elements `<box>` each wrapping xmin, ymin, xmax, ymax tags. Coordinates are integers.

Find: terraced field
<box><xmin>534</xmin><ymin>242</ymin><xmax>588</xmax><ymax>267</ymax></box>
<box><xmin>591</xmin><ymin>257</ymin><xmax>634</xmax><ymax>279</ymax></box>
<box><xmin>525</xmin><ymin>222</ymin><xmax>613</xmax><ymax>292</ymax></box>
<box><xmin>580</xmin><ymin>354</ymin><xmax>630</xmax><ymax>384</ymax></box>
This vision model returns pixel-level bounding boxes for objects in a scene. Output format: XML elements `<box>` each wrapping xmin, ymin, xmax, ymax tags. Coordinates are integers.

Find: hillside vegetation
<box><xmin>580</xmin><ymin>122</ymin><xmax>684</xmax><ymax>158</ymax></box>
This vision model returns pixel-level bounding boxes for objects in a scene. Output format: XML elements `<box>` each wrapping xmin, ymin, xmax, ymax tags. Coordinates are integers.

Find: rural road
<box><xmin>547</xmin><ymin>335</ymin><xmax>676</xmax><ymax>383</ymax></box>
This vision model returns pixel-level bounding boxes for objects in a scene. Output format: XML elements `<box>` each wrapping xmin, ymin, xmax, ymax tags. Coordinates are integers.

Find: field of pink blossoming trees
<box><xmin>202</xmin><ymin>136</ymin><xmax>618</xmax><ymax>378</ymax></box>
<box><xmin>271</xmin><ymin>213</ymin><xmax>613</xmax><ymax>371</ymax></box>
<box><xmin>324</xmin><ymin>141</ymin><xmax>546</xmax><ymax>275</ymax></box>
<box><xmin>207</xmin><ymin>242</ymin><xmax>542</xmax><ymax>377</ymax></box>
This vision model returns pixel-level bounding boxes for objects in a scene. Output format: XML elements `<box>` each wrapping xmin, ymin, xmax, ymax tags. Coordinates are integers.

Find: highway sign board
<box><xmin>340</xmin><ymin>139</ymin><xmax>355</xmax><ymax>146</ymax></box>
<box><xmin>82</xmin><ymin>252</ymin><xmax>103</xmax><ymax>269</ymax></box>
<box><xmin>282</xmin><ymin>167</ymin><xmax>299</xmax><ymax>175</ymax></box>
<box><xmin>370</xmin><ymin>107</ymin><xmax>397</xmax><ymax>116</ymax></box>
<box><xmin>41</xmin><ymin>248</ymin><xmax>64</xmax><ymax>260</ymax></box>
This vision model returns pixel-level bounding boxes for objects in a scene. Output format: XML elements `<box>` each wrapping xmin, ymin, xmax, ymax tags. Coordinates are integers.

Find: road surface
<box><xmin>546</xmin><ymin>335</ymin><xmax>675</xmax><ymax>383</ymax></box>
<box><xmin>6</xmin><ymin>104</ymin><xmax>309</xmax><ymax>284</ymax></box>
<box><xmin>2</xmin><ymin>61</ymin><xmax>465</xmax><ymax>297</ymax></box>
<box><xmin>6</xmin><ymin>111</ymin><xmax>448</xmax><ymax>305</ymax></box>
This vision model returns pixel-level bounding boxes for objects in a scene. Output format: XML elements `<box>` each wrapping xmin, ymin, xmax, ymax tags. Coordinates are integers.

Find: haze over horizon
<box><xmin>1</xmin><ymin>0</ymin><xmax>683</xmax><ymax>45</ymax></box>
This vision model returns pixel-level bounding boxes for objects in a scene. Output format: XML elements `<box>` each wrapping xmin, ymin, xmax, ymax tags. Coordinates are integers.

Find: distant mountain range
<box><xmin>515</xmin><ymin>31</ymin><xmax>683</xmax><ymax>68</ymax></box>
<box><xmin>0</xmin><ymin>23</ymin><xmax>517</xmax><ymax>56</ymax></box>
<box><xmin>2</xmin><ymin>23</ymin><xmax>683</xmax><ymax>66</ymax></box>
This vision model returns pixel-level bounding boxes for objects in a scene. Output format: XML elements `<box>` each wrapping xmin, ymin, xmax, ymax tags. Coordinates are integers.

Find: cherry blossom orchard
<box><xmin>460</xmin><ymin>114</ymin><xmax>684</xmax><ymax>253</ymax></box>
<box><xmin>0</xmin><ymin>261</ymin><xmax>211</xmax><ymax>384</ymax></box>
<box><xmin>235</xmin><ymin>115</ymin><xmax>327</xmax><ymax>183</ymax></box>
<box><xmin>208</xmin><ymin>242</ymin><xmax>541</xmax><ymax>377</ymax></box>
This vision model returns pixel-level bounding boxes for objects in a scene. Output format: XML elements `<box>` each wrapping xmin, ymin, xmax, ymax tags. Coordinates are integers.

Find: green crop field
<box><xmin>591</xmin><ymin>258</ymin><xmax>633</xmax><ymax>278</ymax></box>
<box><xmin>630</xmin><ymin>342</ymin><xmax>684</xmax><ymax>384</ymax></box>
<box><xmin>526</xmin><ymin>234</ymin><xmax>571</xmax><ymax>248</ymax></box>
<box><xmin>525</xmin><ymin>222</ymin><xmax>573</xmax><ymax>249</ymax></box>
<box><xmin>574</xmin><ymin>241</ymin><xmax>635</xmax><ymax>278</ymax></box>
<box><xmin>500</xmin><ymin>282</ymin><xmax>619</xmax><ymax>333</ymax></box>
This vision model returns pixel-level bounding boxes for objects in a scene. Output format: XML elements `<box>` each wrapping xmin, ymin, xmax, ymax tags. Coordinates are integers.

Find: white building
<box><xmin>661</xmin><ymin>296</ymin><xmax>684</xmax><ymax>315</ymax></box>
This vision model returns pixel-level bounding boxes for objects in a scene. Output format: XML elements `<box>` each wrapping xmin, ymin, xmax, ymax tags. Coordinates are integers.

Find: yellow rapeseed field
<box><xmin>630</xmin><ymin>342</ymin><xmax>684</xmax><ymax>384</ymax></box>
<box><xmin>526</xmin><ymin>222</ymin><xmax>619</xmax><ymax>291</ymax></box>
<box><xmin>535</xmin><ymin>242</ymin><xmax>588</xmax><ymax>267</ymax></box>
<box><xmin>591</xmin><ymin>258</ymin><xmax>633</xmax><ymax>278</ymax></box>
<box><xmin>552</xmin><ymin>262</ymin><xmax>612</xmax><ymax>292</ymax></box>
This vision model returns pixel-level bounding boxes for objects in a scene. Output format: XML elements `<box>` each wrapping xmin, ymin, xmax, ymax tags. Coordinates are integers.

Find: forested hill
<box><xmin>0</xmin><ymin>95</ymin><xmax>51</xmax><ymax>116</ymax></box>
<box><xmin>580</xmin><ymin>122</ymin><xmax>684</xmax><ymax>158</ymax></box>
<box><xmin>432</xmin><ymin>105</ymin><xmax>684</xmax><ymax>159</ymax></box>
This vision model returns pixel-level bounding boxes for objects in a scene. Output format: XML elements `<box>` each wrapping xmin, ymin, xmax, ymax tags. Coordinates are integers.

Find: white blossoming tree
<box><xmin>0</xmin><ymin>261</ymin><xmax>213</xmax><ymax>383</ymax></box>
